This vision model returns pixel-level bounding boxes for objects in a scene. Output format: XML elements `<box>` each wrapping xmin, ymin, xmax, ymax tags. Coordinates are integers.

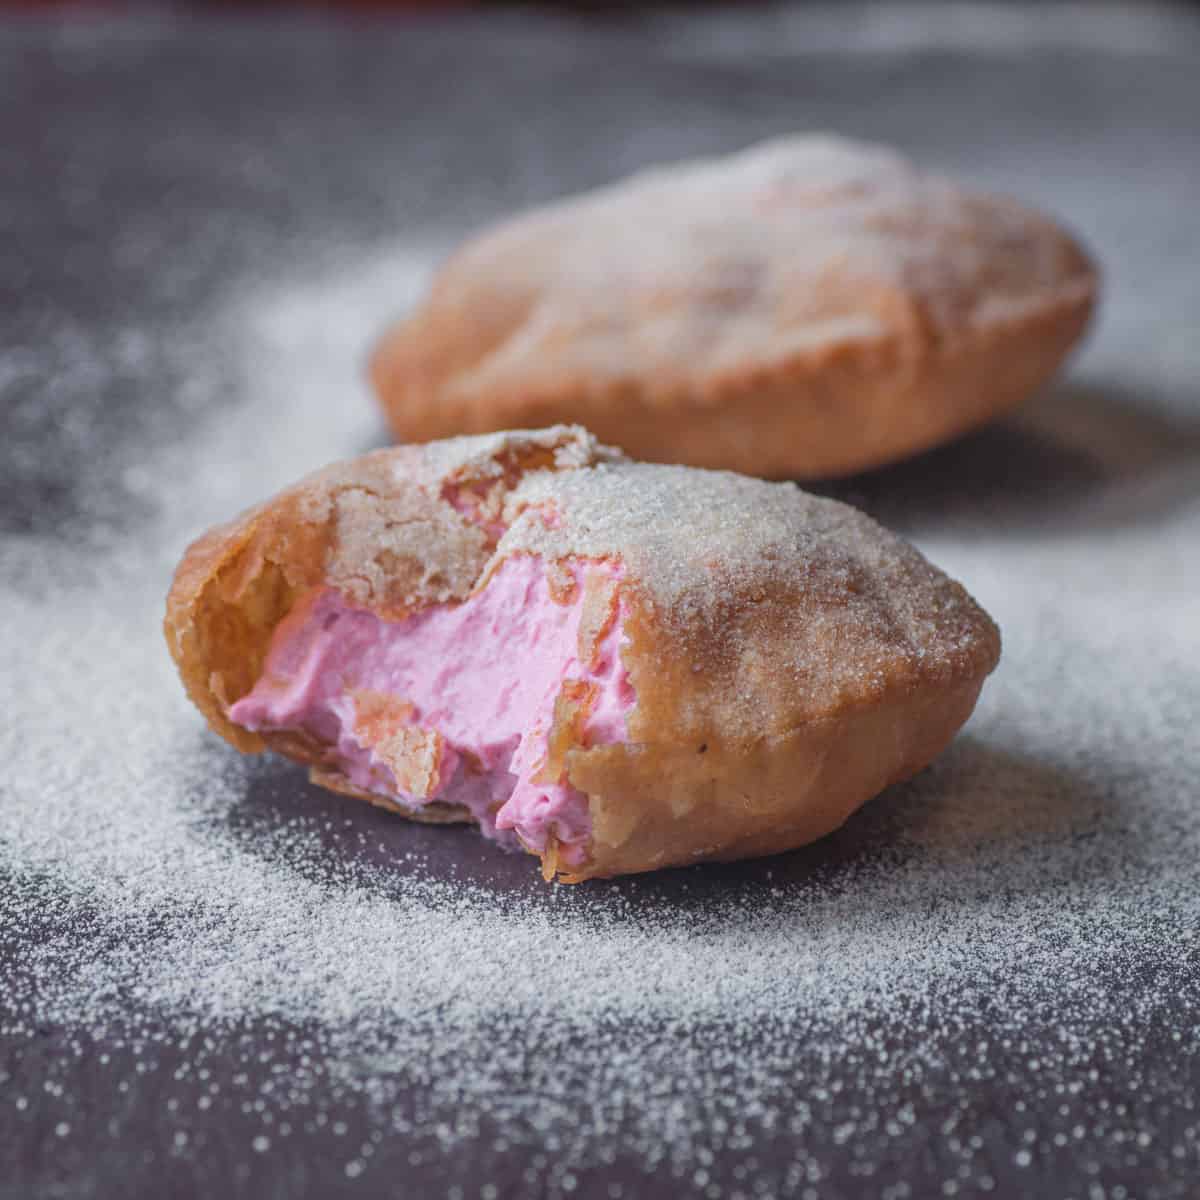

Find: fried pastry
<box><xmin>371</xmin><ymin>136</ymin><xmax>1097</xmax><ymax>478</ymax></box>
<box><xmin>165</xmin><ymin>426</ymin><xmax>1000</xmax><ymax>881</ymax></box>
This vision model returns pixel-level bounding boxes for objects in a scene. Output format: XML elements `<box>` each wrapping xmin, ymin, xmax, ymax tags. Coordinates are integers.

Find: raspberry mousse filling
<box><xmin>228</xmin><ymin>555</ymin><xmax>634</xmax><ymax>866</ymax></box>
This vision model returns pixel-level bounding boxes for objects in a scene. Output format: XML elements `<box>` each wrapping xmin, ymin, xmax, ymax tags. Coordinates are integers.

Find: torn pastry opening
<box><xmin>227</xmin><ymin>553</ymin><xmax>635</xmax><ymax>870</ymax></box>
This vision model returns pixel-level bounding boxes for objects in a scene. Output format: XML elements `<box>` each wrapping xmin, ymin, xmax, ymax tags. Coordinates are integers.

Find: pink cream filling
<box><xmin>228</xmin><ymin>555</ymin><xmax>634</xmax><ymax>866</ymax></box>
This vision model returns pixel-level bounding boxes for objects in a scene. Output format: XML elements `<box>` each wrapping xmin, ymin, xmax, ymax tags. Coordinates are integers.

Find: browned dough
<box><xmin>165</xmin><ymin>426</ymin><xmax>1001</xmax><ymax>881</ymax></box>
<box><xmin>371</xmin><ymin>136</ymin><xmax>1097</xmax><ymax>478</ymax></box>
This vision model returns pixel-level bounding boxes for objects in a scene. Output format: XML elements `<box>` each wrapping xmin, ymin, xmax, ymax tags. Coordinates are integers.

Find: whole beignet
<box><xmin>371</xmin><ymin>135</ymin><xmax>1097</xmax><ymax>478</ymax></box>
<box><xmin>165</xmin><ymin>426</ymin><xmax>1000</xmax><ymax>881</ymax></box>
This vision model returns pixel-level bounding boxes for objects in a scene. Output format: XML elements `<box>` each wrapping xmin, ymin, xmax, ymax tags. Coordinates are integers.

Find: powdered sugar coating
<box><xmin>507</xmin><ymin>457</ymin><xmax>968</xmax><ymax>621</ymax></box>
<box><xmin>411</xmin><ymin>423</ymin><xmax>624</xmax><ymax>485</ymax></box>
<box><xmin>429</xmin><ymin>134</ymin><xmax>1093</xmax><ymax>371</ymax></box>
<box><xmin>373</xmin><ymin>134</ymin><xmax>1097</xmax><ymax>477</ymax></box>
<box><xmin>506</xmin><ymin>459</ymin><xmax>997</xmax><ymax>738</ymax></box>
<box><xmin>495</xmin><ymin>134</ymin><xmax>1091</xmax><ymax>337</ymax></box>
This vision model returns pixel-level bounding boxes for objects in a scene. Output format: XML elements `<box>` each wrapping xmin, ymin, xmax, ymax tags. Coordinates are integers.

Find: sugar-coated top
<box><xmin>498</xmin><ymin>448</ymin><xmax>998</xmax><ymax>738</ymax></box>
<box><xmin>413</xmin><ymin>423</ymin><xmax>624</xmax><ymax>483</ymax></box>
<box><xmin>372</xmin><ymin>135</ymin><xmax>1097</xmax><ymax>481</ymax></box>
<box><xmin>427</xmin><ymin>133</ymin><xmax>1095</xmax><ymax>390</ymax></box>
<box><xmin>508</xmin><ymin>457</ymin><xmax>934</xmax><ymax>612</ymax></box>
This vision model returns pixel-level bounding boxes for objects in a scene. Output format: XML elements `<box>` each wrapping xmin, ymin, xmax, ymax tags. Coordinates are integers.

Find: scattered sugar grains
<box><xmin>3</xmin><ymin>242</ymin><xmax>1200</xmax><ymax>1188</ymax></box>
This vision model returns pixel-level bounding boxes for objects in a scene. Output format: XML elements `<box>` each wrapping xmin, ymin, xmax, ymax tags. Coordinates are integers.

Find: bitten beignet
<box><xmin>371</xmin><ymin>136</ymin><xmax>1097</xmax><ymax>478</ymax></box>
<box><xmin>165</xmin><ymin>426</ymin><xmax>1000</xmax><ymax>881</ymax></box>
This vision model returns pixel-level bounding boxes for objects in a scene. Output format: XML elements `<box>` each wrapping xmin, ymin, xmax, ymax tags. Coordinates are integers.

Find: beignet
<box><xmin>371</xmin><ymin>135</ymin><xmax>1097</xmax><ymax>478</ymax></box>
<box><xmin>165</xmin><ymin>426</ymin><xmax>1000</xmax><ymax>881</ymax></box>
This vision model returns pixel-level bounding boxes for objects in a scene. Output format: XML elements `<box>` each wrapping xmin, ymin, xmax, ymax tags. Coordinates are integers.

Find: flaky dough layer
<box><xmin>165</xmin><ymin>426</ymin><xmax>1001</xmax><ymax>881</ymax></box>
<box><xmin>372</xmin><ymin>136</ymin><xmax>1097</xmax><ymax>478</ymax></box>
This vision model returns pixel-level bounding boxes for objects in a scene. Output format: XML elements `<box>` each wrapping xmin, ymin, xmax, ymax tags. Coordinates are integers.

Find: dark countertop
<box><xmin>2</xmin><ymin>7</ymin><xmax>1199</xmax><ymax>1199</ymax></box>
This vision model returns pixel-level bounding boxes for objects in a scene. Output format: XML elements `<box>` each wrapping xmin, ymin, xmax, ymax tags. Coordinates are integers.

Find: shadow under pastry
<box><xmin>812</xmin><ymin>379</ymin><xmax>1200</xmax><ymax>540</ymax></box>
<box><xmin>204</xmin><ymin>726</ymin><xmax>1126</xmax><ymax>933</ymax></box>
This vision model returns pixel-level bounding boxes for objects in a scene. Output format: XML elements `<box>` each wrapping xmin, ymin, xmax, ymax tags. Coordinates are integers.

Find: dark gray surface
<box><xmin>3</xmin><ymin>8</ymin><xmax>1200</xmax><ymax>1200</ymax></box>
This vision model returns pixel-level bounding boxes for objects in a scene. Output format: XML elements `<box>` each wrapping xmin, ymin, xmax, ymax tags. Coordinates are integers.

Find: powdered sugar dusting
<box><xmin>508</xmin><ymin>458</ymin><xmax>989</xmax><ymax>642</ymax></box>
<box><xmin>4</xmin><ymin>237</ymin><xmax>1200</xmax><ymax>1195</ymax></box>
<box><xmin>411</xmin><ymin>133</ymin><xmax>1094</xmax><ymax>418</ymax></box>
<box><xmin>593</xmin><ymin>133</ymin><xmax>1093</xmax><ymax>325</ymax></box>
<box><xmin>414</xmin><ymin>423</ymin><xmax>622</xmax><ymax>487</ymax></box>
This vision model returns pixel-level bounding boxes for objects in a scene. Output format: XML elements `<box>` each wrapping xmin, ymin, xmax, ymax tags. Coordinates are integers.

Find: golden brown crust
<box><xmin>165</xmin><ymin>427</ymin><xmax>1001</xmax><ymax>882</ymax></box>
<box><xmin>371</xmin><ymin>136</ymin><xmax>1098</xmax><ymax>477</ymax></box>
<box><xmin>565</xmin><ymin>678</ymin><xmax>985</xmax><ymax>881</ymax></box>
